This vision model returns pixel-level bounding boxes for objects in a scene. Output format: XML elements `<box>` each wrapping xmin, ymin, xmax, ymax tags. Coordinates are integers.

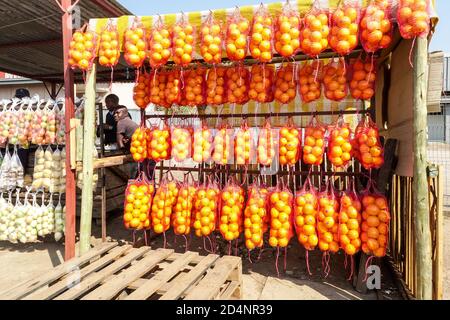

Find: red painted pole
<box><xmin>62</xmin><ymin>0</ymin><xmax>76</xmax><ymax>261</ymax></box>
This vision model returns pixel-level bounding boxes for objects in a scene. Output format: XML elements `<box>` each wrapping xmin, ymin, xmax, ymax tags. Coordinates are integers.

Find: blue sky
<box><xmin>118</xmin><ymin>0</ymin><xmax>449</xmax><ymax>54</ymax></box>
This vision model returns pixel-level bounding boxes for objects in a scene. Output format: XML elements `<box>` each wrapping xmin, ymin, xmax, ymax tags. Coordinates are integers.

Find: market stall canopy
<box><xmin>0</xmin><ymin>0</ymin><xmax>132</xmax><ymax>83</ymax></box>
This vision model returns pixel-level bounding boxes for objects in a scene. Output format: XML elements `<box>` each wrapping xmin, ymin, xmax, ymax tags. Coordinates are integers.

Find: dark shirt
<box><xmin>104</xmin><ymin>111</ymin><xmax>117</xmax><ymax>145</ymax></box>
<box><xmin>117</xmin><ymin>117</ymin><xmax>139</xmax><ymax>149</ymax></box>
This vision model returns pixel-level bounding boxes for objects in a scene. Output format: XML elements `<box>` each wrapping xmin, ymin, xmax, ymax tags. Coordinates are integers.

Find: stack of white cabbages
<box><xmin>0</xmin><ymin>190</ymin><xmax>66</xmax><ymax>243</ymax></box>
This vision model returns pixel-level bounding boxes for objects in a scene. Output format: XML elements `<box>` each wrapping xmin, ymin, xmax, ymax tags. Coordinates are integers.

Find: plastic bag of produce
<box><xmin>212</xmin><ymin>120</ymin><xmax>233</xmax><ymax>165</ymax></box>
<box><xmin>172</xmin><ymin>123</ymin><xmax>193</xmax><ymax>163</ymax></box>
<box><xmin>226</xmin><ymin>7</ymin><xmax>250</xmax><ymax>62</ymax></box>
<box><xmin>234</xmin><ymin>119</ymin><xmax>254</xmax><ymax>165</ymax></box>
<box><xmin>192</xmin><ymin>122</ymin><xmax>213</xmax><ymax>163</ymax></box>
<box><xmin>54</xmin><ymin>194</ymin><xmax>65</xmax><ymax>241</ymax></box>
<box><xmin>43</xmin><ymin>103</ymin><xmax>57</xmax><ymax>145</ymax></box>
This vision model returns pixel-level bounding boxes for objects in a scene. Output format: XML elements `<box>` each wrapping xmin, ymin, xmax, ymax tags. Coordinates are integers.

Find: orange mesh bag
<box><xmin>171</xmin><ymin>124</ymin><xmax>193</xmax><ymax>163</ymax></box>
<box><xmin>212</xmin><ymin>120</ymin><xmax>233</xmax><ymax>165</ymax></box>
<box><xmin>249</xmin><ymin>64</ymin><xmax>275</xmax><ymax>103</ymax></box>
<box><xmin>98</xmin><ymin>20</ymin><xmax>120</xmax><ymax>68</ymax></box>
<box><xmin>193</xmin><ymin>121</ymin><xmax>213</xmax><ymax>163</ymax></box>
<box><xmin>151</xmin><ymin>173</ymin><xmax>179</xmax><ymax>235</ymax></box>
<box><xmin>226</xmin><ymin>7</ymin><xmax>250</xmax><ymax>62</ymax></box>
<box><xmin>322</xmin><ymin>58</ymin><xmax>348</xmax><ymax>102</ymax></box>
<box><xmin>303</xmin><ymin>115</ymin><xmax>326</xmax><ymax>166</ymax></box>
<box><xmin>226</xmin><ymin>64</ymin><xmax>250</xmax><ymax>105</ymax></box>
<box><xmin>329</xmin><ymin>0</ymin><xmax>360</xmax><ymax>56</ymax></box>
<box><xmin>274</xmin><ymin>1</ymin><xmax>301</xmax><ymax>58</ymax></box>
<box><xmin>279</xmin><ymin>117</ymin><xmax>301</xmax><ymax>166</ymax></box>
<box><xmin>180</xmin><ymin>66</ymin><xmax>206</xmax><ymax>107</ymax></box>
<box><xmin>327</xmin><ymin>115</ymin><xmax>353</xmax><ymax>168</ymax></box>
<box><xmin>172</xmin><ymin>13</ymin><xmax>195</xmax><ymax>66</ymax></box>
<box><xmin>298</xmin><ymin>60</ymin><xmax>322</xmax><ymax>103</ymax></box>
<box><xmin>147</xmin><ymin>121</ymin><xmax>171</xmax><ymax>162</ymax></box>
<box><xmin>250</xmin><ymin>4</ymin><xmax>274</xmax><ymax>63</ymax></box>
<box><xmin>353</xmin><ymin>114</ymin><xmax>384</xmax><ymax>170</ymax></box>
<box><xmin>360</xmin><ymin>0</ymin><xmax>393</xmax><ymax>53</ymax></box>
<box><xmin>235</xmin><ymin>119</ymin><xmax>254</xmax><ymax>165</ymax></box>
<box><xmin>349</xmin><ymin>56</ymin><xmax>377</xmax><ymax>101</ymax></box>
<box><xmin>69</xmin><ymin>26</ymin><xmax>97</xmax><ymax>71</ymax></box>
<box><xmin>361</xmin><ymin>179</ymin><xmax>390</xmax><ymax>259</ymax></box>
<box><xmin>257</xmin><ymin>118</ymin><xmax>275</xmax><ymax>167</ymax></box>
<box><xmin>130</xmin><ymin>125</ymin><xmax>148</xmax><ymax>162</ymax></box>
<box><xmin>398</xmin><ymin>0</ymin><xmax>430</xmax><ymax>40</ymax></box>
<box><xmin>172</xmin><ymin>173</ymin><xmax>197</xmax><ymax>240</ymax></box>
<box><xmin>274</xmin><ymin>63</ymin><xmax>297</xmax><ymax>104</ymax></box>
<box><xmin>219</xmin><ymin>177</ymin><xmax>245</xmax><ymax>246</ymax></box>
<box><xmin>123</xmin><ymin>18</ymin><xmax>147</xmax><ymax>68</ymax></box>
<box><xmin>300</xmin><ymin>1</ymin><xmax>330</xmax><ymax>57</ymax></box>
<box><xmin>149</xmin><ymin>69</ymin><xmax>181</xmax><ymax>108</ymax></box>
<box><xmin>133</xmin><ymin>71</ymin><xmax>151</xmax><ymax>109</ymax></box>
<box><xmin>205</xmin><ymin>66</ymin><xmax>227</xmax><ymax>106</ymax></box>
<box><xmin>147</xmin><ymin>16</ymin><xmax>172</xmax><ymax>68</ymax></box>
<box><xmin>123</xmin><ymin>173</ymin><xmax>155</xmax><ymax>231</ymax></box>
<box><xmin>294</xmin><ymin>177</ymin><xmax>319</xmax><ymax>274</ymax></box>
<box><xmin>200</xmin><ymin>11</ymin><xmax>223</xmax><ymax>64</ymax></box>
<box><xmin>244</xmin><ymin>182</ymin><xmax>269</xmax><ymax>252</ymax></box>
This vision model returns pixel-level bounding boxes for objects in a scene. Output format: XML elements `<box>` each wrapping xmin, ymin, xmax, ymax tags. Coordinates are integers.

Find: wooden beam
<box><xmin>75</xmin><ymin>154</ymin><xmax>133</xmax><ymax>171</ymax></box>
<box><xmin>413</xmin><ymin>37</ymin><xmax>432</xmax><ymax>300</ymax></box>
<box><xmin>79</xmin><ymin>62</ymin><xmax>97</xmax><ymax>255</ymax></box>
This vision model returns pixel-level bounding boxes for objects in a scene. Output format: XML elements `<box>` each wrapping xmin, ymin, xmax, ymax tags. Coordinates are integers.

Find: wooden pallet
<box><xmin>0</xmin><ymin>242</ymin><xmax>242</xmax><ymax>300</ymax></box>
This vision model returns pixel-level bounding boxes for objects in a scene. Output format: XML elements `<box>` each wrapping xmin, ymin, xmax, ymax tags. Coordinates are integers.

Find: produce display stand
<box><xmin>0</xmin><ymin>242</ymin><xmax>242</xmax><ymax>300</ymax></box>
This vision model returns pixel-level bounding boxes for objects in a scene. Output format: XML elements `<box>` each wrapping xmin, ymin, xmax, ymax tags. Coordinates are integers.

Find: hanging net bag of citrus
<box><xmin>274</xmin><ymin>1</ymin><xmax>301</xmax><ymax>58</ymax></box>
<box><xmin>147</xmin><ymin>120</ymin><xmax>171</xmax><ymax>162</ymax></box>
<box><xmin>123</xmin><ymin>18</ymin><xmax>147</xmax><ymax>69</ymax></box>
<box><xmin>300</xmin><ymin>0</ymin><xmax>329</xmax><ymax>58</ymax></box>
<box><xmin>180</xmin><ymin>65</ymin><xmax>206</xmax><ymax>107</ymax></box>
<box><xmin>339</xmin><ymin>178</ymin><xmax>362</xmax><ymax>280</ymax></box>
<box><xmin>279</xmin><ymin>116</ymin><xmax>301</xmax><ymax>167</ymax></box>
<box><xmin>147</xmin><ymin>15</ymin><xmax>172</xmax><ymax>69</ymax></box>
<box><xmin>193</xmin><ymin>121</ymin><xmax>213</xmax><ymax>164</ymax></box>
<box><xmin>226</xmin><ymin>6</ymin><xmax>250</xmax><ymax>62</ymax></box>
<box><xmin>212</xmin><ymin>119</ymin><xmax>233</xmax><ymax>166</ymax></box>
<box><xmin>226</xmin><ymin>64</ymin><xmax>250</xmax><ymax>105</ymax></box>
<box><xmin>303</xmin><ymin>115</ymin><xmax>326</xmax><ymax>166</ymax></box>
<box><xmin>249</xmin><ymin>64</ymin><xmax>275</xmax><ymax>104</ymax></box>
<box><xmin>250</xmin><ymin>3</ymin><xmax>273</xmax><ymax>63</ymax></box>
<box><xmin>329</xmin><ymin>0</ymin><xmax>360</xmax><ymax>56</ymax></box>
<box><xmin>275</xmin><ymin>63</ymin><xmax>297</xmax><ymax>104</ymax></box>
<box><xmin>257</xmin><ymin>117</ymin><xmax>275</xmax><ymax>167</ymax></box>
<box><xmin>317</xmin><ymin>178</ymin><xmax>340</xmax><ymax>277</ymax></box>
<box><xmin>298</xmin><ymin>60</ymin><xmax>322</xmax><ymax>103</ymax></box>
<box><xmin>235</xmin><ymin>119</ymin><xmax>254</xmax><ymax>166</ymax></box>
<box><xmin>322</xmin><ymin>58</ymin><xmax>348</xmax><ymax>102</ymax></box>
<box><xmin>133</xmin><ymin>70</ymin><xmax>151</xmax><ymax>109</ymax></box>
<box><xmin>68</xmin><ymin>24</ymin><xmax>97</xmax><ymax>71</ymax></box>
<box><xmin>130</xmin><ymin>123</ymin><xmax>148</xmax><ymax>163</ymax></box>
<box><xmin>349</xmin><ymin>55</ymin><xmax>377</xmax><ymax>101</ymax></box>
<box><xmin>149</xmin><ymin>69</ymin><xmax>182</xmax><ymax>108</ymax></box>
<box><xmin>353</xmin><ymin>113</ymin><xmax>384</xmax><ymax>170</ymax></box>
<box><xmin>171</xmin><ymin>121</ymin><xmax>193</xmax><ymax>163</ymax></box>
<box><xmin>327</xmin><ymin>114</ymin><xmax>353</xmax><ymax>169</ymax></box>
<box><xmin>360</xmin><ymin>0</ymin><xmax>393</xmax><ymax>53</ymax></box>
<box><xmin>206</xmin><ymin>66</ymin><xmax>227</xmax><ymax>106</ymax></box>
<box><xmin>98</xmin><ymin>19</ymin><xmax>120</xmax><ymax>85</ymax></box>
<box><xmin>172</xmin><ymin>12</ymin><xmax>195</xmax><ymax>67</ymax></box>
<box><xmin>200</xmin><ymin>11</ymin><xmax>223</xmax><ymax>64</ymax></box>
<box><xmin>294</xmin><ymin>176</ymin><xmax>319</xmax><ymax>275</ymax></box>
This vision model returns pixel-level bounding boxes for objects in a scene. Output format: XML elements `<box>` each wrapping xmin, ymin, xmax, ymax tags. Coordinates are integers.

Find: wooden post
<box><xmin>98</xmin><ymin>103</ymin><xmax>106</xmax><ymax>242</ymax></box>
<box><xmin>413</xmin><ymin>37</ymin><xmax>432</xmax><ymax>300</ymax></box>
<box><xmin>79</xmin><ymin>63</ymin><xmax>97</xmax><ymax>255</ymax></box>
<box><xmin>62</xmin><ymin>0</ymin><xmax>77</xmax><ymax>261</ymax></box>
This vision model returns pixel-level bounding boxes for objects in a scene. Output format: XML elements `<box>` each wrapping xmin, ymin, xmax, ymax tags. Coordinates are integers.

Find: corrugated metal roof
<box><xmin>0</xmin><ymin>0</ymin><xmax>132</xmax><ymax>83</ymax></box>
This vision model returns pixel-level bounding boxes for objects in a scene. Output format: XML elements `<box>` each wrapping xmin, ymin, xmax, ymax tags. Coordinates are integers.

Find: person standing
<box><xmin>103</xmin><ymin>94</ymin><xmax>120</xmax><ymax>145</ymax></box>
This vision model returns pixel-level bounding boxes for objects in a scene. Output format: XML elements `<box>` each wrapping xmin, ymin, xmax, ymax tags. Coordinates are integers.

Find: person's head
<box><xmin>15</xmin><ymin>88</ymin><xmax>30</xmax><ymax>99</ymax></box>
<box><xmin>105</xmin><ymin>94</ymin><xmax>119</xmax><ymax>112</ymax></box>
<box><xmin>113</xmin><ymin>105</ymin><xmax>129</xmax><ymax>121</ymax></box>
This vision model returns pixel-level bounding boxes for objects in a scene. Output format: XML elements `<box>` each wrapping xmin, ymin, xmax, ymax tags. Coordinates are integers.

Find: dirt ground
<box><xmin>0</xmin><ymin>207</ymin><xmax>409</xmax><ymax>300</ymax></box>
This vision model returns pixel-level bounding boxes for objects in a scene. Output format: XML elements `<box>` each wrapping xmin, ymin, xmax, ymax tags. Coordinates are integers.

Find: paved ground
<box><xmin>0</xmin><ymin>209</ymin><xmax>404</xmax><ymax>300</ymax></box>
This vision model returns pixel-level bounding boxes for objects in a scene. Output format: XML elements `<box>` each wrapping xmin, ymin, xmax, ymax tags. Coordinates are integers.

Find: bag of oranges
<box><xmin>250</xmin><ymin>3</ymin><xmax>273</xmax><ymax>63</ymax></box>
<box><xmin>329</xmin><ymin>0</ymin><xmax>360</xmax><ymax>56</ymax></box>
<box><xmin>219</xmin><ymin>177</ymin><xmax>245</xmax><ymax>243</ymax></box>
<box><xmin>322</xmin><ymin>58</ymin><xmax>348</xmax><ymax>102</ymax></box>
<box><xmin>180</xmin><ymin>66</ymin><xmax>206</xmax><ymax>107</ymax></box>
<box><xmin>279</xmin><ymin>117</ymin><xmax>301</xmax><ymax>166</ymax></box>
<box><xmin>130</xmin><ymin>125</ymin><xmax>148</xmax><ymax>162</ymax></box>
<box><xmin>303</xmin><ymin>115</ymin><xmax>326</xmax><ymax>166</ymax></box>
<box><xmin>274</xmin><ymin>1</ymin><xmax>301</xmax><ymax>58</ymax></box>
<box><xmin>151</xmin><ymin>173</ymin><xmax>179</xmax><ymax>234</ymax></box>
<box><xmin>147</xmin><ymin>121</ymin><xmax>171</xmax><ymax>162</ymax></box>
<box><xmin>349</xmin><ymin>56</ymin><xmax>376</xmax><ymax>101</ymax></box>
<box><xmin>149</xmin><ymin>69</ymin><xmax>181</xmax><ymax>108</ymax></box>
<box><xmin>133</xmin><ymin>71</ymin><xmax>151</xmax><ymax>109</ymax></box>
<box><xmin>200</xmin><ymin>11</ymin><xmax>223</xmax><ymax>64</ymax></box>
<box><xmin>226</xmin><ymin>64</ymin><xmax>250</xmax><ymax>105</ymax></box>
<box><xmin>235</xmin><ymin>119</ymin><xmax>254</xmax><ymax>165</ymax></box>
<box><xmin>298</xmin><ymin>60</ymin><xmax>322</xmax><ymax>103</ymax></box>
<box><xmin>69</xmin><ymin>26</ymin><xmax>97</xmax><ymax>71</ymax></box>
<box><xmin>268</xmin><ymin>181</ymin><xmax>294</xmax><ymax>249</ymax></box>
<box><xmin>353</xmin><ymin>114</ymin><xmax>384</xmax><ymax>170</ymax></box>
<box><xmin>226</xmin><ymin>7</ymin><xmax>249</xmax><ymax>62</ymax></box>
<box><xmin>397</xmin><ymin>0</ymin><xmax>430</xmax><ymax>40</ymax></box>
<box><xmin>244</xmin><ymin>182</ymin><xmax>269</xmax><ymax>251</ymax></box>
<box><xmin>172</xmin><ymin>13</ymin><xmax>195</xmax><ymax>67</ymax></box>
<box><xmin>123</xmin><ymin>18</ymin><xmax>147</xmax><ymax>68</ymax></box>
<box><xmin>98</xmin><ymin>20</ymin><xmax>120</xmax><ymax>68</ymax></box>
<box><xmin>300</xmin><ymin>1</ymin><xmax>330</xmax><ymax>57</ymax></box>
<box><xmin>360</xmin><ymin>0</ymin><xmax>393</xmax><ymax>53</ymax></box>
<box><xmin>193</xmin><ymin>121</ymin><xmax>213</xmax><ymax>163</ymax></box>
<box><xmin>172</xmin><ymin>173</ymin><xmax>197</xmax><ymax>238</ymax></box>
<box><xmin>206</xmin><ymin>66</ymin><xmax>228</xmax><ymax>106</ymax></box>
<box><xmin>123</xmin><ymin>173</ymin><xmax>155</xmax><ymax>231</ymax></box>
<box><xmin>249</xmin><ymin>64</ymin><xmax>275</xmax><ymax>103</ymax></box>
<box><xmin>327</xmin><ymin>115</ymin><xmax>353</xmax><ymax>168</ymax></box>
<box><xmin>257</xmin><ymin>118</ymin><xmax>275</xmax><ymax>167</ymax></box>
<box><xmin>274</xmin><ymin>63</ymin><xmax>297</xmax><ymax>104</ymax></box>
<box><xmin>361</xmin><ymin>179</ymin><xmax>390</xmax><ymax>258</ymax></box>
<box><xmin>171</xmin><ymin>123</ymin><xmax>193</xmax><ymax>163</ymax></box>
<box><xmin>147</xmin><ymin>15</ymin><xmax>172</xmax><ymax>68</ymax></box>
<box><xmin>212</xmin><ymin>120</ymin><xmax>233</xmax><ymax>165</ymax></box>
<box><xmin>193</xmin><ymin>176</ymin><xmax>220</xmax><ymax>238</ymax></box>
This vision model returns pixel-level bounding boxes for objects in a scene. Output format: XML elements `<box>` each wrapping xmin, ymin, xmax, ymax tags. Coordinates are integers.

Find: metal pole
<box><xmin>62</xmin><ymin>0</ymin><xmax>76</xmax><ymax>261</ymax></box>
<box><xmin>413</xmin><ymin>37</ymin><xmax>432</xmax><ymax>300</ymax></box>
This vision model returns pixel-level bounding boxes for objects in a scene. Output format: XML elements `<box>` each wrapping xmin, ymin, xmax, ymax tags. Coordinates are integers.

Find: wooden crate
<box><xmin>0</xmin><ymin>242</ymin><xmax>242</xmax><ymax>300</ymax></box>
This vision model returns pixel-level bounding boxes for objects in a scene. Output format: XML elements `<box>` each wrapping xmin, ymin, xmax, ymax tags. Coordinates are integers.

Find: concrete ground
<box><xmin>0</xmin><ymin>208</ymin><xmax>408</xmax><ymax>300</ymax></box>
